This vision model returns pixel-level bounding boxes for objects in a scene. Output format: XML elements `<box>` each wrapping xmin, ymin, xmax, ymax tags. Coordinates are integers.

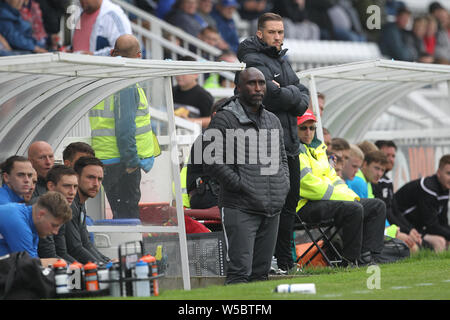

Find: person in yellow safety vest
<box><xmin>89</xmin><ymin>34</ymin><xmax>160</xmax><ymax>219</ymax></box>
<box><xmin>296</xmin><ymin>110</ymin><xmax>386</xmax><ymax>267</ymax></box>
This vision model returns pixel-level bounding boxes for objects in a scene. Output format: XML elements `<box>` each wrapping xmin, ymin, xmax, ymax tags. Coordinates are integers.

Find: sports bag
<box><xmin>0</xmin><ymin>251</ymin><xmax>55</xmax><ymax>300</ymax></box>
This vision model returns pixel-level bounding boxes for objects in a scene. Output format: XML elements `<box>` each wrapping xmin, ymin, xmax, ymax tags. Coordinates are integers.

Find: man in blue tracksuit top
<box><xmin>0</xmin><ymin>192</ymin><xmax>72</xmax><ymax>266</ymax></box>
<box><xmin>0</xmin><ymin>156</ymin><xmax>36</xmax><ymax>205</ymax></box>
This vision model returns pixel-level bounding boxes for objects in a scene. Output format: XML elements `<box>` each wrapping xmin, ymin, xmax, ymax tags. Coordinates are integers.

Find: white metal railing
<box><xmin>111</xmin><ymin>0</ymin><xmax>221</xmax><ymax>60</ymax></box>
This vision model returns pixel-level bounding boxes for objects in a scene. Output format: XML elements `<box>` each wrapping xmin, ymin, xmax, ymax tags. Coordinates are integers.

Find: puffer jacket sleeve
<box><xmin>243</xmin><ymin>53</ymin><xmax>309</xmax><ymax>115</ymax></box>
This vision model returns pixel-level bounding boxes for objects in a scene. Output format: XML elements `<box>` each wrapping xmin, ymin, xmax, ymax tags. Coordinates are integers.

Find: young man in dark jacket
<box><xmin>204</xmin><ymin>67</ymin><xmax>290</xmax><ymax>284</ymax></box>
<box><xmin>236</xmin><ymin>12</ymin><xmax>310</xmax><ymax>272</ymax></box>
<box><xmin>394</xmin><ymin>154</ymin><xmax>450</xmax><ymax>252</ymax></box>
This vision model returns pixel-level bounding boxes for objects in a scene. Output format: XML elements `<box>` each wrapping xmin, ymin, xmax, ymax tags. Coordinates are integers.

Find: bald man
<box><xmin>203</xmin><ymin>67</ymin><xmax>290</xmax><ymax>284</ymax></box>
<box><xmin>88</xmin><ymin>34</ymin><xmax>159</xmax><ymax>219</ymax></box>
<box><xmin>28</xmin><ymin>141</ymin><xmax>55</xmax><ymax>203</ymax></box>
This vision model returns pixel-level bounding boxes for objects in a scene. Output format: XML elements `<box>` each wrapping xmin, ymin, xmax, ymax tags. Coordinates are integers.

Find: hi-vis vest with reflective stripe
<box><xmin>296</xmin><ymin>141</ymin><xmax>359</xmax><ymax>212</ymax></box>
<box><xmin>89</xmin><ymin>85</ymin><xmax>155</xmax><ymax>160</ymax></box>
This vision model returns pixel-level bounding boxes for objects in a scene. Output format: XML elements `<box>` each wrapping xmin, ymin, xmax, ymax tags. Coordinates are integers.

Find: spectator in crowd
<box><xmin>65</xmin><ymin>156</ymin><xmax>110</xmax><ymax>263</ymax></box>
<box><xmin>35</xmin><ymin>0</ymin><xmax>70</xmax><ymax>50</ymax></box>
<box><xmin>203</xmin><ymin>67</ymin><xmax>290</xmax><ymax>284</ymax></box>
<box><xmin>198</xmin><ymin>25</ymin><xmax>229</xmax><ymax>51</ymax></box>
<box><xmin>378</xmin><ymin>7</ymin><xmax>415</xmax><ymax>61</ymax></box>
<box><xmin>429</xmin><ymin>1</ymin><xmax>450</xmax><ymax>64</ymax></box>
<box><xmin>62</xmin><ymin>141</ymin><xmax>96</xmax><ymax>168</ymax></box>
<box><xmin>166</xmin><ymin>0</ymin><xmax>206</xmax><ymax>37</ymax></box>
<box><xmin>272</xmin><ymin>0</ymin><xmax>320</xmax><ymax>40</ymax></box>
<box><xmin>89</xmin><ymin>34</ymin><xmax>159</xmax><ymax>219</ymax></box>
<box><xmin>424</xmin><ymin>14</ymin><xmax>438</xmax><ymax>57</ymax></box>
<box><xmin>328</xmin><ymin>0</ymin><xmax>367</xmax><ymax>42</ymax></box>
<box><xmin>0</xmin><ymin>156</ymin><xmax>35</xmax><ymax>204</ymax></box>
<box><xmin>27</xmin><ymin>141</ymin><xmax>55</xmax><ymax>203</ymax></box>
<box><xmin>342</xmin><ymin>143</ymin><xmax>365</xmax><ymax>182</ymax></box>
<box><xmin>0</xmin><ymin>191</ymin><xmax>72</xmax><ymax>266</ymax></box>
<box><xmin>394</xmin><ymin>154</ymin><xmax>450</xmax><ymax>252</ymax></box>
<box><xmin>296</xmin><ymin>110</ymin><xmax>386</xmax><ymax>266</ymax></box>
<box><xmin>305</xmin><ymin>0</ymin><xmax>335</xmax><ymax>40</ymax></box>
<box><xmin>198</xmin><ymin>0</ymin><xmax>217</xmax><ymax>29</ymax></box>
<box><xmin>237</xmin><ymin>12</ymin><xmax>310</xmax><ymax>273</ymax></box>
<box><xmin>211</xmin><ymin>0</ymin><xmax>240</xmax><ymax>53</ymax></box>
<box><xmin>38</xmin><ymin>165</ymin><xmax>78</xmax><ymax>263</ymax></box>
<box><xmin>373</xmin><ymin>140</ymin><xmax>421</xmax><ymax>253</ymax></box>
<box><xmin>204</xmin><ymin>49</ymin><xmax>239</xmax><ymax>89</ymax></box>
<box><xmin>405</xmin><ymin>16</ymin><xmax>434</xmax><ymax>63</ymax></box>
<box><xmin>0</xmin><ymin>0</ymin><xmax>47</xmax><ymax>53</ymax></box>
<box><xmin>156</xmin><ymin>0</ymin><xmax>176</xmax><ymax>19</ymax></box>
<box><xmin>238</xmin><ymin>0</ymin><xmax>270</xmax><ymax>35</ymax></box>
<box><xmin>71</xmin><ymin>0</ymin><xmax>132</xmax><ymax>56</ymax></box>
<box><xmin>173</xmin><ymin>55</ymin><xmax>215</xmax><ymax>128</ymax></box>
<box><xmin>20</xmin><ymin>0</ymin><xmax>47</xmax><ymax>49</ymax></box>
<box><xmin>347</xmin><ymin>150</ymin><xmax>388</xmax><ymax>199</ymax></box>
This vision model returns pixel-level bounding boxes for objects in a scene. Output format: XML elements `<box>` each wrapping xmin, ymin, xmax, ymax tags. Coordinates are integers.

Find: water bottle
<box><xmin>67</xmin><ymin>261</ymin><xmax>84</xmax><ymax>291</ymax></box>
<box><xmin>53</xmin><ymin>259</ymin><xmax>69</xmax><ymax>295</ymax></box>
<box><xmin>109</xmin><ymin>262</ymin><xmax>121</xmax><ymax>297</ymax></box>
<box><xmin>141</xmin><ymin>255</ymin><xmax>159</xmax><ymax>296</ymax></box>
<box><xmin>274</xmin><ymin>283</ymin><xmax>316</xmax><ymax>294</ymax></box>
<box><xmin>84</xmin><ymin>261</ymin><xmax>99</xmax><ymax>291</ymax></box>
<box><xmin>97</xmin><ymin>262</ymin><xmax>109</xmax><ymax>290</ymax></box>
<box><xmin>134</xmin><ymin>260</ymin><xmax>150</xmax><ymax>297</ymax></box>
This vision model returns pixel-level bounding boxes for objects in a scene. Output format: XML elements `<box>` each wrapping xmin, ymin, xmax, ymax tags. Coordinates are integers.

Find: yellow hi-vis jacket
<box><xmin>89</xmin><ymin>85</ymin><xmax>158</xmax><ymax>164</ymax></box>
<box><xmin>296</xmin><ymin>139</ymin><xmax>359</xmax><ymax>213</ymax></box>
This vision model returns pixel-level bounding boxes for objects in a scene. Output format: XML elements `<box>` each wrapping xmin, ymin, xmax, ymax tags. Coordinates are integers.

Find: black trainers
<box><xmin>357</xmin><ymin>251</ymin><xmax>377</xmax><ymax>266</ymax></box>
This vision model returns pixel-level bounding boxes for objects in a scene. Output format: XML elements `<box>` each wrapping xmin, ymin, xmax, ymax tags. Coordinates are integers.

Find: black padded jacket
<box><xmin>203</xmin><ymin>96</ymin><xmax>290</xmax><ymax>217</ymax></box>
<box><xmin>236</xmin><ymin>36</ymin><xmax>310</xmax><ymax>157</ymax></box>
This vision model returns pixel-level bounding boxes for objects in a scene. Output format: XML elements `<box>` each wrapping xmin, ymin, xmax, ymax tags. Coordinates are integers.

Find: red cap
<box><xmin>84</xmin><ymin>262</ymin><xmax>98</xmax><ymax>270</ymax></box>
<box><xmin>297</xmin><ymin>110</ymin><xmax>317</xmax><ymax>126</ymax></box>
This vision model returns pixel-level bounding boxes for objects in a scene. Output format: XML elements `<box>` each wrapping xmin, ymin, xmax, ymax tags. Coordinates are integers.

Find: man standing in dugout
<box><xmin>203</xmin><ymin>67</ymin><xmax>290</xmax><ymax>284</ymax></box>
<box><xmin>236</xmin><ymin>12</ymin><xmax>310</xmax><ymax>272</ymax></box>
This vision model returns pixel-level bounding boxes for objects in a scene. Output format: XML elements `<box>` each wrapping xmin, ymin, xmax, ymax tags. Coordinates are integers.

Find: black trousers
<box><xmin>221</xmin><ymin>207</ymin><xmax>280</xmax><ymax>284</ymax></box>
<box><xmin>274</xmin><ymin>155</ymin><xmax>300</xmax><ymax>270</ymax></box>
<box><xmin>102</xmin><ymin>163</ymin><xmax>141</xmax><ymax>219</ymax></box>
<box><xmin>299</xmin><ymin>198</ymin><xmax>386</xmax><ymax>260</ymax></box>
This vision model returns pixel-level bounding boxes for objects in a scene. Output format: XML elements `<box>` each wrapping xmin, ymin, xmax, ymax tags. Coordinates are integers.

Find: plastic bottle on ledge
<box><xmin>53</xmin><ymin>259</ymin><xmax>69</xmax><ymax>295</ymax></box>
<box><xmin>84</xmin><ymin>261</ymin><xmax>99</xmax><ymax>291</ymax></box>
<box><xmin>134</xmin><ymin>260</ymin><xmax>150</xmax><ymax>297</ymax></box>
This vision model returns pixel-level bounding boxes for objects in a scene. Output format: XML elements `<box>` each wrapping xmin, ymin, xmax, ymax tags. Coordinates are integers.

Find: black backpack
<box><xmin>0</xmin><ymin>251</ymin><xmax>56</xmax><ymax>300</ymax></box>
<box><xmin>374</xmin><ymin>236</ymin><xmax>410</xmax><ymax>264</ymax></box>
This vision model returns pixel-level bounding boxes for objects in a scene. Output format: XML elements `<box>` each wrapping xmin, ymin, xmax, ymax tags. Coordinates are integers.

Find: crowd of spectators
<box><xmin>1</xmin><ymin>0</ymin><xmax>449</xmax><ymax>64</ymax></box>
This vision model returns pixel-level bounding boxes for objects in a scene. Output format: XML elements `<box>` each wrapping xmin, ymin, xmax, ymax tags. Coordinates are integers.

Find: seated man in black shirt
<box><xmin>394</xmin><ymin>154</ymin><xmax>450</xmax><ymax>252</ymax></box>
<box><xmin>173</xmin><ymin>55</ymin><xmax>214</xmax><ymax>128</ymax></box>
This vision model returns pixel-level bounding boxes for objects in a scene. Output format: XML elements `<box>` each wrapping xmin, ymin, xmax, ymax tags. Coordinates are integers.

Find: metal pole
<box><xmin>163</xmin><ymin>76</ymin><xmax>191</xmax><ymax>290</ymax></box>
<box><xmin>309</xmin><ymin>75</ymin><xmax>324</xmax><ymax>141</ymax></box>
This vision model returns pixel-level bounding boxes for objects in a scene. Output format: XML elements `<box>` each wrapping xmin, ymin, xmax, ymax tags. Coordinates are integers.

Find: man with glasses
<box><xmin>296</xmin><ymin>110</ymin><xmax>386</xmax><ymax>267</ymax></box>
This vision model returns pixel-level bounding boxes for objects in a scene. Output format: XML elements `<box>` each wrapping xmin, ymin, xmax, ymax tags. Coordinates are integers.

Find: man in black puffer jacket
<box><xmin>236</xmin><ymin>13</ymin><xmax>310</xmax><ymax>272</ymax></box>
<box><xmin>204</xmin><ymin>67</ymin><xmax>290</xmax><ymax>284</ymax></box>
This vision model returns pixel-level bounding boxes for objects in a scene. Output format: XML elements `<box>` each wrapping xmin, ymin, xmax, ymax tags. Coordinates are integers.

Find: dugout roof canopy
<box><xmin>298</xmin><ymin>59</ymin><xmax>450</xmax><ymax>142</ymax></box>
<box><xmin>0</xmin><ymin>52</ymin><xmax>245</xmax><ymax>291</ymax></box>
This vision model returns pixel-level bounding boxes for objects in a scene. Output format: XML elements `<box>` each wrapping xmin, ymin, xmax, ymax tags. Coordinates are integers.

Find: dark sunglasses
<box><xmin>298</xmin><ymin>126</ymin><xmax>316</xmax><ymax>131</ymax></box>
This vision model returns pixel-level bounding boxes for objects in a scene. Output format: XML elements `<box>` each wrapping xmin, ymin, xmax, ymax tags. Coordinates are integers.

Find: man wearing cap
<box><xmin>211</xmin><ymin>0</ymin><xmax>240</xmax><ymax>52</ymax></box>
<box><xmin>296</xmin><ymin>110</ymin><xmax>386</xmax><ymax>266</ymax></box>
<box><xmin>237</xmin><ymin>12</ymin><xmax>309</xmax><ymax>272</ymax></box>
